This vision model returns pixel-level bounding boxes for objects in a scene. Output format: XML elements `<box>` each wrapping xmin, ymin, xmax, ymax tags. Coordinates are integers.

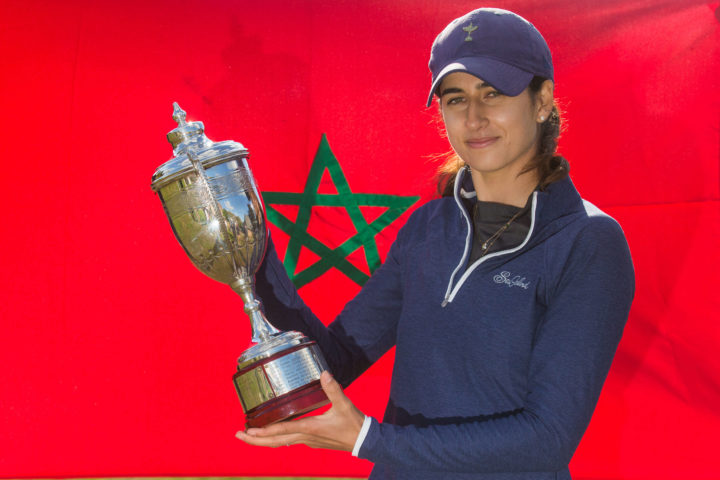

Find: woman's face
<box><xmin>439</xmin><ymin>72</ymin><xmax>549</xmax><ymax>183</ymax></box>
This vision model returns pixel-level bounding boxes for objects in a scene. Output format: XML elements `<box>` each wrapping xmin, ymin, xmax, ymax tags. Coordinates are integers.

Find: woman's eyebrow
<box><xmin>439</xmin><ymin>87</ymin><xmax>463</xmax><ymax>97</ymax></box>
<box><xmin>440</xmin><ymin>82</ymin><xmax>492</xmax><ymax>97</ymax></box>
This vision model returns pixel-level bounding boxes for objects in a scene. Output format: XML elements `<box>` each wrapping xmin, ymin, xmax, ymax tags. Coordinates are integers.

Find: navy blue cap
<box><xmin>427</xmin><ymin>8</ymin><xmax>554</xmax><ymax>106</ymax></box>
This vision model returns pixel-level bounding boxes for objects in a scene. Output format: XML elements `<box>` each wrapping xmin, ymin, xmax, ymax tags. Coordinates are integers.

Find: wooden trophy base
<box><xmin>233</xmin><ymin>334</ymin><xmax>330</xmax><ymax>428</ymax></box>
<box><xmin>244</xmin><ymin>379</ymin><xmax>329</xmax><ymax>428</ymax></box>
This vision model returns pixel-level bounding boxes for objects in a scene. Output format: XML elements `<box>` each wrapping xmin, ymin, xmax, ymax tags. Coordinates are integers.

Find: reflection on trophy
<box><xmin>151</xmin><ymin>103</ymin><xmax>329</xmax><ymax>427</ymax></box>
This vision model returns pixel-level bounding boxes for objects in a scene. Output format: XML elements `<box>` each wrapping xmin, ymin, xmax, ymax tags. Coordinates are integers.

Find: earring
<box><xmin>539</xmin><ymin>115</ymin><xmax>546</xmax><ymax>122</ymax></box>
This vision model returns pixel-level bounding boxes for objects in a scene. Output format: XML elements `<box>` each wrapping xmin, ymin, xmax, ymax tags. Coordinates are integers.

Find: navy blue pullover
<box><xmin>255</xmin><ymin>169</ymin><xmax>635</xmax><ymax>479</ymax></box>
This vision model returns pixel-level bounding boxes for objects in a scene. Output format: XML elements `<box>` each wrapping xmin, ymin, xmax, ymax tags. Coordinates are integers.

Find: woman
<box><xmin>237</xmin><ymin>8</ymin><xmax>634</xmax><ymax>480</ymax></box>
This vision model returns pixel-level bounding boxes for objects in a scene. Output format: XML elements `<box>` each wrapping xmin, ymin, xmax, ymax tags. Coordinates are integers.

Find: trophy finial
<box><xmin>172</xmin><ymin>102</ymin><xmax>187</xmax><ymax>126</ymax></box>
<box><xmin>166</xmin><ymin>102</ymin><xmax>205</xmax><ymax>151</ymax></box>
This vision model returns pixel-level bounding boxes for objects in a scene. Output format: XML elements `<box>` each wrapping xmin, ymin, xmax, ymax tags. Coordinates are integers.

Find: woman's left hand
<box><xmin>235</xmin><ymin>371</ymin><xmax>365</xmax><ymax>452</ymax></box>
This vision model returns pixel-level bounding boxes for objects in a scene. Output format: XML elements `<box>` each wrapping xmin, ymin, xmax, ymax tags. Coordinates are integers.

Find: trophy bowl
<box><xmin>151</xmin><ymin>103</ymin><xmax>329</xmax><ymax>428</ymax></box>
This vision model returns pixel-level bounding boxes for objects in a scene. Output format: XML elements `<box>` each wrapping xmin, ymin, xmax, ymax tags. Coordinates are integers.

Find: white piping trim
<box><xmin>459</xmin><ymin>188</ymin><xmax>477</xmax><ymax>199</ymax></box>
<box><xmin>352</xmin><ymin>415</ymin><xmax>372</xmax><ymax>457</ymax></box>
<box><xmin>442</xmin><ymin>168</ymin><xmax>473</xmax><ymax>307</ymax></box>
<box><xmin>442</xmin><ymin>189</ymin><xmax>538</xmax><ymax>306</ymax></box>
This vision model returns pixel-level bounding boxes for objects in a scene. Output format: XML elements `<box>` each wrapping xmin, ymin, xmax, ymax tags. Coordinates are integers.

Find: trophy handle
<box><xmin>231</xmin><ymin>276</ymin><xmax>280</xmax><ymax>343</ymax></box>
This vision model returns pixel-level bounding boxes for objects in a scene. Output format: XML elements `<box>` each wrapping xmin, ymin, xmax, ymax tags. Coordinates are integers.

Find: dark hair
<box><xmin>435</xmin><ymin>76</ymin><xmax>568</xmax><ymax>197</ymax></box>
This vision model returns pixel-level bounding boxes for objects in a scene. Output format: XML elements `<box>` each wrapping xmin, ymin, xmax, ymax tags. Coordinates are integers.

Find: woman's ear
<box><xmin>537</xmin><ymin>80</ymin><xmax>554</xmax><ymax>121</ymax></box>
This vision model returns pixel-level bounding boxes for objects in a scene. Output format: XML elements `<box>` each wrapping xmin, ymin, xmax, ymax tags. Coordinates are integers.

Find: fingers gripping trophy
<box><xmin>151</xmin><ymin>104</ymin><xmax>329</xmax><ymax>428</ymax></box>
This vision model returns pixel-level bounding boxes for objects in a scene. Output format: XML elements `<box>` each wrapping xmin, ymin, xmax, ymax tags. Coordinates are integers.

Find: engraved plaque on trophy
<box><xmin>151</xmin><ymin>103</ymin><xmax>329</xmax><ymax>427</ymax></box>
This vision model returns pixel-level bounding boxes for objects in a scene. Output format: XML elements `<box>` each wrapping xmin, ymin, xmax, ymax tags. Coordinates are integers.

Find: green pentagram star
<box><xmin>262</xmin><ymin>134</ymin><xmax>419</xmax><ymax>288</ymax></box>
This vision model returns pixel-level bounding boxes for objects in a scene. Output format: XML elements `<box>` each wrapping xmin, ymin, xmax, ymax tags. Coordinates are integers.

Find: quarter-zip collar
<box><xmin>441</xmin><ymin>167</ymin><xmax>538</xmax><ymax>307</ymax></box>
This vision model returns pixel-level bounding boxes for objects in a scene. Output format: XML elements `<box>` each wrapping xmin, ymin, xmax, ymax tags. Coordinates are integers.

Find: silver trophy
<box><xmin>151</xmin><ymin>103</ymin><xmax>329</xmax><ymax>427</ymax></box>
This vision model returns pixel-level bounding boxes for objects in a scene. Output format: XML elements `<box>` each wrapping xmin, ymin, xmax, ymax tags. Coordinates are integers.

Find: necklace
<box><xmin>476</xmin><ymin>205</ymin><xmax>525</xmax><ymax>257</ymax></box>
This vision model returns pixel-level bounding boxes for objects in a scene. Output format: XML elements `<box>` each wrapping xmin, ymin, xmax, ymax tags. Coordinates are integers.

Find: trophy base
<box><xmin>244</xmin><ymin>379</ymin><xmax>329</xmax><ymax>428</ymax></box>
<box><xmin>233</xmin><ymin>332</ymin><xmax>330</xmax><ymax>428</ymax></box>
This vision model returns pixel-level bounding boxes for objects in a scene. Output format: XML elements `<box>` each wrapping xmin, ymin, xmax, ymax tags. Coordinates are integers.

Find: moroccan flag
<box><xmin>0</xmin><ymin>0</ymin><xmax>718</xmax><ymax>479</ymax></box>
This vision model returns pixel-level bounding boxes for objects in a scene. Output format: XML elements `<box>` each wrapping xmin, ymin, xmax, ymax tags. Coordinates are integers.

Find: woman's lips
<box><xmin>466</xmin><ymin>137</ymin><xmax>498</xmax><ymax>148</ymax></box>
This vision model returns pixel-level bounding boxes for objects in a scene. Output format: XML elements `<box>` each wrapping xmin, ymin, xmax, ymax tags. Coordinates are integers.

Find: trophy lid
<box><xmin>151</xmin><ymin>103</ymin><xmax>249</xmax><ymax>191</ymax></box>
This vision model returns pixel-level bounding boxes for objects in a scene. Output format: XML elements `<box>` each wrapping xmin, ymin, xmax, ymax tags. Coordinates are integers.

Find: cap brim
<box><xmin>426</xmin><ymin>57</ymin><xmax>534</xmax><ymax>107</ymax></box>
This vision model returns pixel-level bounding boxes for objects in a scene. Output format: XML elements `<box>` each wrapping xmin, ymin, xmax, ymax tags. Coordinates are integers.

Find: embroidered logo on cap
<box><xmin>462</xmin><ymin>22</ymin><xmax>478</xmax><ymax>41</ymax></box>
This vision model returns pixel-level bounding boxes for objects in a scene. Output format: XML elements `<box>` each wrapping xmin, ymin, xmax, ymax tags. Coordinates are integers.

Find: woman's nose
<box><xmin>466</xmin><ymin>100</ymin><xmax>487</xmax><ymax>129</ymax></box>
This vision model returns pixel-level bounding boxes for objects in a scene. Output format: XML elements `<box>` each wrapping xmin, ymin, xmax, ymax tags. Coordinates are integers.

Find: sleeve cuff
<box><xmin>351</xmin><ymin>415</ymin><xmax>373</xmax><ymax>457</ymax></box>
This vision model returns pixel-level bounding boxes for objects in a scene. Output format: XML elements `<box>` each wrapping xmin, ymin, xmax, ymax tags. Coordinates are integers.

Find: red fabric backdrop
<box><xmin>1</xmin><ymin>0</ymin><xmax>718</xmax><ymax>478</ymax></box>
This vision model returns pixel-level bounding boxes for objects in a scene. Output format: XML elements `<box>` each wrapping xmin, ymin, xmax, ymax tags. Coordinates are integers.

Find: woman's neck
<box><xmin>469</xmin><ymin>167</ymin><xmax>539</xmax><ymax>207</ymax></box>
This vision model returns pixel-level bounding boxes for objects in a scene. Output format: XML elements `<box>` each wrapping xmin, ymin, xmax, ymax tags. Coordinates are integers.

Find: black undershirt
<box><xmin>464</xmin><ymin>194</ymin><xmax>532</xmax><ymax>267</ymax></box>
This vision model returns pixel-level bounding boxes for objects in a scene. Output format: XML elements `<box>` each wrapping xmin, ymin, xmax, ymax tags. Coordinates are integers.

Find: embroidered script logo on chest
<box><xmin>493</xmin><ymin>271</ymin><xmax>531</xmax><ymax>289</ymax></box>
